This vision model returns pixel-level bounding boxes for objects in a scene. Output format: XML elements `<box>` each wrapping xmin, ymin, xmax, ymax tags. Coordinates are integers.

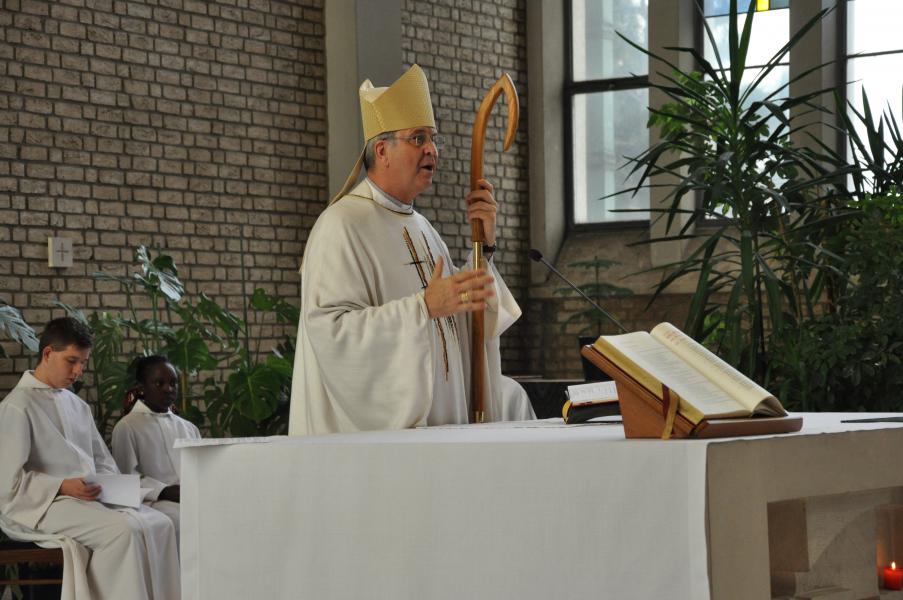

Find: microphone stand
<box><xmin>529</xmin><ymin>248</ymin><xmax>629</xmax><ymax>334</ymax></box>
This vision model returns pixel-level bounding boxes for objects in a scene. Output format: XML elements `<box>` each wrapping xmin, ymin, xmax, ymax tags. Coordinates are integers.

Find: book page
<box><xmin>597</xmin><ymin>332</ymin><xmax>749</xmax><ymax>420</ymax></box>
<box><xmin>649</xmin><ymin>323</ymin><xmax>784</xmax><ymax>416</ymax></box>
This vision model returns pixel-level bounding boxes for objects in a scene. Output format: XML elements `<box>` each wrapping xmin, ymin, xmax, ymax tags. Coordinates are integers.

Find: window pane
<box><xmin>704</xmin><ymin>0</ymin><xmax>788</xmax><ymax>17</ymax></box>
<box><xmin>703</xmin><ymin>9</ymin><xmax>789</xmax><ymax>69</ymax></box>
<box><xmin>572</xmin><ymin>89</ymin><xmax>650</xmax><ymax>223</ymax></box>
<box><xmin>847</xmin><ymin>0</ymin><xmax>903</xmax><ymax>56</ymax></box>
<box><xmin>737</xmin><ymin>64</ymin><xmax>790</xmax><ymax>106</ymax></box>
<box><xmin>571</xmin><ymin>0</ymin><xmax>648</xmax><ymax>81</ymax></box>
<box><xmin>696</xmin><ymin>65</ymin><xmax>789</xmax><ymax>219</ymax></box>
<box><xmin>847</xmin><ymin>54</ymin><xmax>903</xmax><ymax>133</ymax></box>
<box><xmin>845</xmin><ymin>2</ymin><xmax>903</xmax><ymax>176</ymax></box>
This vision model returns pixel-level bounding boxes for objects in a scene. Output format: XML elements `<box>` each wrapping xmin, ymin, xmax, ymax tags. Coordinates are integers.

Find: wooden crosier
<box><xmin>469</xmin><ymin>74</ymin><xmax>519</xmax><ymax>423</ymax></box>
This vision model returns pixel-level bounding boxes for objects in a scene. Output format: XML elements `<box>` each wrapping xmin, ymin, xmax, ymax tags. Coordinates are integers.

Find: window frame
<box><xmin>556</xmin><ymin>1</ymin><xmax>886</xmax><ymax>237</ymax></box>
<box><xmin>563</xmin><ymin>0</ymin><xmax>651</xmax><ymax>232</ymax></box>
<box><xmin>840</xmin><ymin>0</ymin><xmax>903</xmax><ymax>154</ymax></box>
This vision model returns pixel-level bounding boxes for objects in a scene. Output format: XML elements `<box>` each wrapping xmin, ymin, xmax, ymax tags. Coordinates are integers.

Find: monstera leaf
<box><xmin>249</xmin><ymin>288</ymin><xmax>300</xmax><ymax>324</ymax></box>
<box><xmin>162</xmin><ymin>330</ymin><xmax>219</xmax><ymax>375</ymax></box>
<box><xmin>195</xmin><ymin>293</ymin><xmax>243</xmax><ymax>339</ymax></box>
<box><xmin>134</xmin><ymin>245</ymin><xmax>184</xmax><ymax>302</ymax></box>
<box><xmin>227</xmin><ymin>361</ymin><xmax>284</xmax><ymax>422</ymax></box>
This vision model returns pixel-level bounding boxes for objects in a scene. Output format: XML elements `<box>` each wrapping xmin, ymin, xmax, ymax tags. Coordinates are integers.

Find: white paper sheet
<box><xmin>84</xmin><ymin>473</ymin><xmax>141</xmax><ymax>508</ymax></box>
<box><xmin>566</xmin><ymin>380</ymin><xmax>618</xmax><ymax>405</ymax></box>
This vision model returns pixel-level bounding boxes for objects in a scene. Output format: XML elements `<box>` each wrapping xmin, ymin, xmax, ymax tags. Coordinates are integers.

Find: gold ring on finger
<box><xmin>460</xmin><ymin>291</ymin><xmax>470</xmax><ymax>304</ymax></box>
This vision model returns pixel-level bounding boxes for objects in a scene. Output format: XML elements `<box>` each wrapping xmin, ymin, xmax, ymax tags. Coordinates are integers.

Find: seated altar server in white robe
<box><xmin>112</xmin><ymin>355</ymin><xmax>201</xmax><ymax>540</ymax></box>
<box><xmin>289</xmin><ymin>64</ymin><xmax>535</xmax><ymax>436</ymax></box>
<box><xmin>0</xmin><ymin>317</ymin><xmax>180</xmax><ymax>600</ymax></box>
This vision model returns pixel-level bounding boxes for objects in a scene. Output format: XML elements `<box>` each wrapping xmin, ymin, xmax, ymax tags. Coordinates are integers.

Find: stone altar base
<box><xmin>769</xmin><ymin>488</ymin><xmax>903</xmax><ymax>599</ymax></box>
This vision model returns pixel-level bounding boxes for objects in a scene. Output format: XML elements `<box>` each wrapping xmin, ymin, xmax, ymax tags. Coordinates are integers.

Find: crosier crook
<box><xmin>468</xmin><ymin>73</ymin><xmax>519</xmax><ymax>424</ymax></box>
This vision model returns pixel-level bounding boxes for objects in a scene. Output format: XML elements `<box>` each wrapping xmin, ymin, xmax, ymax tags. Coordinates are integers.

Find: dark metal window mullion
<box><xmin>563</xmin><ymin>0</ymin><xmax>576</xmax><ymax>230</ymax></box>
<box><xmin>837</xmin><ymin>0</ymin><xmax>848</xmax><ymax>158</ymax></box>
<box><xmin>565</xmin><ymin>75</ymin><xmax>650</xmax><ymax>95</ymax></box>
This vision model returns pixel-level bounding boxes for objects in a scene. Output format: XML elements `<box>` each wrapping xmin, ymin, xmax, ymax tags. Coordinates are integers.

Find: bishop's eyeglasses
<box><xmin>394</xmin><ymin>132</ymin><xmax>446</xmax><ymax>150</ymax></box>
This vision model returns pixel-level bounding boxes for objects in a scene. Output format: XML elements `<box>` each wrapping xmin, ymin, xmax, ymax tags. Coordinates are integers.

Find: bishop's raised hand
<box><xmin>424</xmin><ymin>255</ymin><xmax>495</xmax><ymax>319</ymax></box>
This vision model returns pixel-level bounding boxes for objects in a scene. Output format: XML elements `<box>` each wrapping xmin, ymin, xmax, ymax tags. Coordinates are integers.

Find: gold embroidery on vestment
<box><xmin>403</xmin><ymin>227</ymin><xmax>449</xmax><ymax>379</ymax></box>
<box><xmin>420</xmin><ymin>231</ymin><xmax>460</xmax><ymax>345</ymax></box>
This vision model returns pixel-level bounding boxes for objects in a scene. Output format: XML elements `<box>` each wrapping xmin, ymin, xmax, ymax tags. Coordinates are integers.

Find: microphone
<box><xmin>529</xmin><ymin>248</ymin><xmax>628</xmax><ymax>334</ymax></box>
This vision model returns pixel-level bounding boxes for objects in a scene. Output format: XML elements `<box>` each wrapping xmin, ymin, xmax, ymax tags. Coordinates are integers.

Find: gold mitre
<box><xmin>330</xmin><ymin>64</ymin><xmax>436</xmax><ymax>204</ymax></box>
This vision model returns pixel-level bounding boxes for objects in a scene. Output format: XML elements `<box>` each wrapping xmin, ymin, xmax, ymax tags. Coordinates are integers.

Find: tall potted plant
<box><xmin>617</xmin><ymin>0</ymin><xmax>850</xmax><ymax>382</ymax></box>
<box><xmin>57</xmin><ymin>245</ymin><xmax>296</xmax><ymax>437</ymax></box>
<box><xmin>768</xmin><ymin>89</ymin><xmax>903</xmax><ymax>410</ymax></box>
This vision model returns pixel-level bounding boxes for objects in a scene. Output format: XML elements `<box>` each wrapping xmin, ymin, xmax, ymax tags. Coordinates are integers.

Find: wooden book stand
<box><xmin>580</xmin><ymin>344</ymin><xmax>803</xmax><ymax>439</ymax></box>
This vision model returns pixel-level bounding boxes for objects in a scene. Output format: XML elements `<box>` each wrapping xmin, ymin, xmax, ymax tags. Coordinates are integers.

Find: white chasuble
<box><xmin>0</xmin><ymin>372</ymin><xmax>180</xmax><ymax>600</ymax></box>
<box><xmin>289</xmin><ymin>179</ymin><xmax>534</xmax><ymax>436</ymax></box>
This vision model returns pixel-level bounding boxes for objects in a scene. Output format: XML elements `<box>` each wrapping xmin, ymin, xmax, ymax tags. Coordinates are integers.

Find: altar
<box><xmin>178</xmin><ymin>414</ymin><xmax>903</xmax><ymax>599</ymax></box>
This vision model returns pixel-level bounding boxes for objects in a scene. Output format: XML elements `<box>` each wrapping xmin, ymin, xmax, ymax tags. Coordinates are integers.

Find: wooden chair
<box><xmin>0</xmin><ymin>540</ymin><xmax>63</xmax><ymax>595</ymax></box>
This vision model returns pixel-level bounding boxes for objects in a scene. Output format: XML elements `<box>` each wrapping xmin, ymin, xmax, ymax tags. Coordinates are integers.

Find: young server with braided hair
<box><xmin>112</xmin><ymin>355</ymin><xmax>201</xmax><ymax>541</ymax></box>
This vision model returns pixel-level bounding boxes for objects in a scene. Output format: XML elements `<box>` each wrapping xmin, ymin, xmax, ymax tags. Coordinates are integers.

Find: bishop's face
<box><xmin>381</xmin><ymin>126</ymin><xmax>440</xmax><ymax>203</ymax></box>
<box><xmin>38</xmin><ymin>344</ymin><xmax>91</xmax><ymax>389</ymax></box>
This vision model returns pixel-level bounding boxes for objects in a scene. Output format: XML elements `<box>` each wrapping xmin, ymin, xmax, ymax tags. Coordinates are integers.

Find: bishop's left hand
<box><xmin>466</xmin><ymin>178</ymin><xmax>497</xmax><ymax>246</ymax></box>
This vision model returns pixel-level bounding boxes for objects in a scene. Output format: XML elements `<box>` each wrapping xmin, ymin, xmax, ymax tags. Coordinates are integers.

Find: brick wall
<box><xmin>0</xmin><ymin>0</ymin><xmax>689</xmax><ymax>396</ymax></box>
<box><xmin>524</xmin><ymin>293</ymin><xmax>692</xmax><ymax>379</ymax></box>
<box><xmin>401</xmin><ymin>0</ymin><xmax>532</xmax><ymax>372</ymax></box>
<box><xmin>523</xmin><ymin>229</ymin><xmax>696</xmax><ymax>379</ymax></box>
<box><xmin>0</xmin><ymin>0</ymin><xmax>326</xmax><ymax>393</ymax></box>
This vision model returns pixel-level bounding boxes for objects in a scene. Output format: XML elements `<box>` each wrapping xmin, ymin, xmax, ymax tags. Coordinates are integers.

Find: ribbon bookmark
<box><xmin>660</xmin><ymin>387</ymin><xmax>679</xmax><ymax>440</ymax></box>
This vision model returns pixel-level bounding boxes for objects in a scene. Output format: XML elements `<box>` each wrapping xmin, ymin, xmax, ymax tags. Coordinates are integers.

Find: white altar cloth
<box><xmin>177</xmin><ymin>414</ymin><xmax>903</xmax><ymax>600</ymax></box>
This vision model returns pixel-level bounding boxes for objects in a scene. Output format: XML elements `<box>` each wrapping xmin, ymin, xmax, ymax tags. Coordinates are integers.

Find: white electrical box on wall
<box><xmin>48</xmin><ymin>237</ymin><xmax>74</xmax><ymax>268</ymax></box>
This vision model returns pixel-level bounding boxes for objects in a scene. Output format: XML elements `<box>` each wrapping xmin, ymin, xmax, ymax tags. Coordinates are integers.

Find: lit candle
<box><xmin>884</xmin><ymin>561</ymin><xmax>903</xmax><ymax>590</ymax></box>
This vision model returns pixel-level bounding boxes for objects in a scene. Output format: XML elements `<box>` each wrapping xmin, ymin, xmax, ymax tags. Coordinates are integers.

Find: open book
<box><xmin>593</xmin><ymin>322</ymin><xmax>786</xmax><ymax>425</ymax></box>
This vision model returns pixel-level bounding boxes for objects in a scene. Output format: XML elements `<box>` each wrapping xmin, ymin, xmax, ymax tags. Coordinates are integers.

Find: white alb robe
<box><xmin>0</xmin><ymin>372</ymin><xmax>180</xmax><ymax>600</ymax></box>
<box><xmin>289</xmin><ymin>179</ymin><xmax>534</xmax><ymax>435</ymax></box>
<box><xmin>112</xmin><ymin>400</ymin><xmax>201</xmax><ymax>536</ymax></box>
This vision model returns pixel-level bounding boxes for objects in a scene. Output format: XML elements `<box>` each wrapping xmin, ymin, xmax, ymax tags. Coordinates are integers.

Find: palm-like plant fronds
<box><xmin>613</xmin><ymin>0</ymin><xmax>851</xmax><ymax>381</ymax></box>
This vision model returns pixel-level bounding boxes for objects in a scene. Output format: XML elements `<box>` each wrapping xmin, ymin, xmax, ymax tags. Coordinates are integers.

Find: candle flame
<box><xmin>894</xmin><ymin>561</ymin><xmax>897</xmax><ymax>570</ymax></box>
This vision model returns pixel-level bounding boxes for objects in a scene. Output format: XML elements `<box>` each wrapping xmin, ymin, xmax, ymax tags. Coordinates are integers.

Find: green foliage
<box><xmin>205</xmin><ymin>287</ymin><xmax>296</xmax><ymax>437</ymax></box>
<box><xmin>614</xmin><ymin>0</ymin><xmax>903</xmax><ymax>413</ymax></box>
<box><xmin>617</xmin><ymin>0</ymin><xmax>851</xmax><ymax>381</ymax></box>
<box><xmin>762</xmin><ymin>78</ymin><xmax>903</xmax><ymax>410</ymax></box>
<box><xmin>57</xmin><ymin>246</ymin><xmax>296</xmax><ymax>438</ymax></box>
<box><xmin>831</xmin><ymin>88</ymin><xmax>903</xmax><ymax>198</ymax></box>
<box><xmin>0</xmin><ymin>301</ymin><xmax>39</xmax><ymax>358</ymax></box>
<box><xmin>769</xmin><ymin>193</ymin><xmax>903</xmax><ymax>411</ymax></box>
<box><xmin>554</xmin><ymin>256</ymin><xmax>632</xmax><ymax>336</ymax></box>
<box><xmin>249</xmin><ymin>287</ymin><xmax>300</xmax><ymax>325</ymax></box>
